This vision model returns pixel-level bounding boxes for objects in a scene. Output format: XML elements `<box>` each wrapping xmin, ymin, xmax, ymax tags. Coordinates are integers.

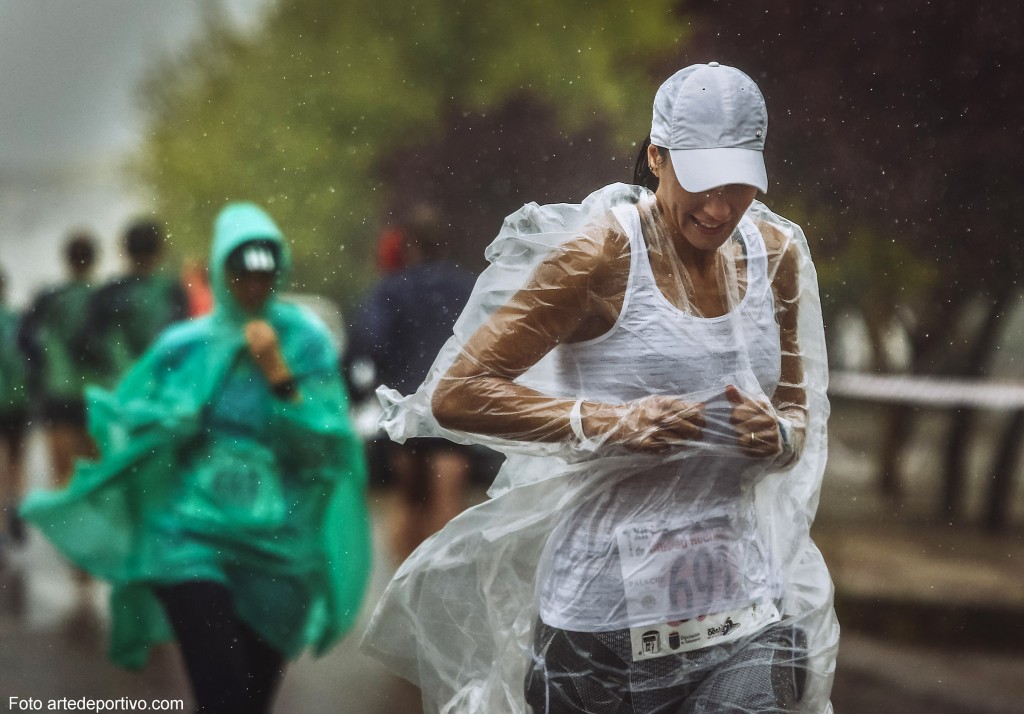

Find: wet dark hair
<box><xmin>124</xmin><ymin>220</ymin><xmax>163</xmax><ymax>259</ymax></box>
<box><xmin>633</xmin><ymin>136</ymin><xmax>669</xmax><ymax>191</ymax></box>
<box><xmin>405</xmin><ymin>204</ymin><xmax>447</xmax><ymax>261</ymax></box>
<box><xmin>64</xmin><ymin>232</ymin><xmax>97</xmax><ymax>269</ymax></box>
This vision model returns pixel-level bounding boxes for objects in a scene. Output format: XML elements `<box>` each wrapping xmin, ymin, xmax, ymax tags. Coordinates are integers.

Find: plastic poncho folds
<box><xmin>22</xmin><ymin>203</ymin><xmax>372</xmax><ymax>669</ymax></box>
<box><xmin>0</xmin><ymin>305</ymin><xmax>28</xmax><ymax>415</ymax></box>
<box><xmin>363</xmin><ymin>184</ymin><xmax>838</xmax><ymax>714</ymax></box>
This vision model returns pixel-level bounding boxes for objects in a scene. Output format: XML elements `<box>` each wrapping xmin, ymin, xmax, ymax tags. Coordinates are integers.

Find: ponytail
<box><xmin>633</xmin><ymin>136</ymin><xmax>667</xmax><ymax>191</ymax></box>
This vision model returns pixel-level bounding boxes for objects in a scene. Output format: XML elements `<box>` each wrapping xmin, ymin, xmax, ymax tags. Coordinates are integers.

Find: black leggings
<box><xmin>525</xmin><ymin>620</ymin><xmax>806</xmax><ymax>714</ymax></box>
<box><xmin>156</xmin><ymin>581</ymin><xmax>285</xmax><ymax>714</ymax></box>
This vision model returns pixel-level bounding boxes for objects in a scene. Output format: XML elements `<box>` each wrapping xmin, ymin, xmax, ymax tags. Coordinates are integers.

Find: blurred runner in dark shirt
<box><xmin>79</xmin><ymin>219</ymin><xmax>188</xmax><ymax>389</ymax></box>
<box><xmin>18</xmin><ymin>233</ymin><xmax>101</xmax><ymax>491</ymax></box>
<box><xmin>348</xmin><ymin>206</ymin><xmax>477</xmax><ymax>560</ymax></box>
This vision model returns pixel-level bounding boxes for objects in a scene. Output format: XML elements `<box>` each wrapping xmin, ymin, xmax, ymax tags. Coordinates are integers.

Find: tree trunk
<box><xmin>879</xmin><ymin>404</ymin><xmax>914</xmax><ymax>499</ymax></box>
<box><xmin>875</xmin><ymin>289</ymin><xmax>965</xmax><ymax>500</ymax></box>
<box><xmin>942</xmin><ymin>407</ymin><xmax>970</xmax><ymax>520</ymax></box>
<box><xmin>986</xmin><ymin>409</ymin><xmax>1024</xmax><ymax>533</ymax></box>
<box><xmin>941</xmin><ymin>288</ymin><xmax>1014</xmax><ymax>522</ymax></box>
<box><xmin>862</xmin><ymin>299</ymin><xmax>895</xmax><ymax>373</ymax></box>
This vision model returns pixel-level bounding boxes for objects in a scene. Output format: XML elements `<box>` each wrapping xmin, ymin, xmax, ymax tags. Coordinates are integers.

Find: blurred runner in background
<box><xmin>79</xmin><ymin>219</ymin><xmax>189</xmax><ymax>389</ymax></box>
<box><xmin>180</xmin><ymin>256</ymin><xmax>214</xmax><ymax>317</ymax></box>
<box><xmin>347</xmin><ymin>207</ymin><xmax>476</xmax><ymax>560</ymax></box>
<box><xmin>18</xmin><ymin>233</ymin><xmax>101</xmax><ymax>491</ymax></box>
<box><xmin>22</xmin><ymin>202</ymin><xmax>372</xmax><ymax>713</ymax></box>
<box><xmin>376</xmin><ymin>225</ymin><xmax>406</xmax><ymax>275</ymax></box>
<box><xmin>0</xmin><ymin>268</ymin><xmax>30</xmax><ymax>558</ymax></box>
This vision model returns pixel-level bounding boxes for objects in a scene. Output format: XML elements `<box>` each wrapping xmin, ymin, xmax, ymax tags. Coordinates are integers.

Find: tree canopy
<box><xmin>135</xmin><ymin>0</ymin><xmax>687</xmax><ymax>305</ymax></box>
<box><xmin>683</xmin><ymin>1</ymin><xmax>1024</xmax><ymax>374</ymax></box>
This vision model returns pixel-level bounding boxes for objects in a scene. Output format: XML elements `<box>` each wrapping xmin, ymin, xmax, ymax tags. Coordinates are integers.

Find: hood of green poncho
<box><xmin>210</xmin><ymin>202</ymin><xmax>291</xmax><ymax>324</ymax></box>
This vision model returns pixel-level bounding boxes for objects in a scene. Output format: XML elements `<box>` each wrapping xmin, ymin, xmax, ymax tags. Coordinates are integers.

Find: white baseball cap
<box><xmin>226</xmin><ymin>239</ymin><xmax>281</xmax><ymax>274</ymax></box>
<box><xmin>650</xmin><ymin>62</ymin><xmax>768</xmax><ymax>193</ymax></box>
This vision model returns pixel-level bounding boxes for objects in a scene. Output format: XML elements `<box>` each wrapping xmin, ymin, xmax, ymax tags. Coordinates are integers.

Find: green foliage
<box><xmin>134</xmin><ymin>0</ymin><xmax>686</xmax><ymax>306</ymax></box>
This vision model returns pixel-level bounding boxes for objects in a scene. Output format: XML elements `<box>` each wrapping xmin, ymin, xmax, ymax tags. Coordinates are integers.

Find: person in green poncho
<box><xmin>22</xmin><ymin>202</ymin><xmax>372</xmax><ymax>714</ymax></box>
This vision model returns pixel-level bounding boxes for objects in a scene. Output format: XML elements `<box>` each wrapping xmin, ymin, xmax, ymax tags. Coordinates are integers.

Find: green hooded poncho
<box><xmin>22</xmin><ymin>202</ymin><xmax>371</xmax><ymax>669</ymax></box>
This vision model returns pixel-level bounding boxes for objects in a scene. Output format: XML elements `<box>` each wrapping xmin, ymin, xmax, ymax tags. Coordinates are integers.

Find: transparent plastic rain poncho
<box><xmin>22</xmin><ymin>203</ymin><xmax>372</xmax><ymax>669</ymax></box>
<box><xmin>362</xmin><ymin>183</ymin><xmax>837</xmax><ymax>714</ymax></box>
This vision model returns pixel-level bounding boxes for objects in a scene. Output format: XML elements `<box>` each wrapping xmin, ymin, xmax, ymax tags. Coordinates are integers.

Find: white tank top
<box><xmin>537</xmin><ymin>199</ymin><xmax>783</xmax><ymax>632</ymax></box>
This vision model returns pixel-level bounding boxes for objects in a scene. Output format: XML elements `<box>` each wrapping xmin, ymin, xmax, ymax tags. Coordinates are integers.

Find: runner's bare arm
<box><xmin>432</xmin><ymin>230</ymin><xmax>615</xmax><ymax>443</ymax></box>
<box><xmin>725</xmin><ymin>223</ymin><xmax>807</xmax><ymax>460</ymax></box>
<box><xmin>432</xmin><ymin>227</ymin><xmax>705</xmax><ymax>451</ymax></box>
<box><xmin>764</xmin><ymin>223</ymin><xmax>807</xmax><ymax>431</ymax></box>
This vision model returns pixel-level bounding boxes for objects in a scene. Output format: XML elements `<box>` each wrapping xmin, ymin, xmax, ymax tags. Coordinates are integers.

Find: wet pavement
<box><xmin>1</xmin><ymin>425</ymin><xmax>1023</xmax><ymax>713</ymax></box>
<box><xmin>0</xmin><ymin>489</ymin><xmax>421</xmax><ymax>713</ymax></box>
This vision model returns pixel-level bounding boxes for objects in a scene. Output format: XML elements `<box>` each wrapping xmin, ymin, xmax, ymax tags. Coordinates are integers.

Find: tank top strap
<box><xmin>610</xmin><ymin>197</ymin><xmax>659</xmax><ymax>292</ymax></box>
<box><xmin>737</xmin><ymin>215</ymin><xmax>770</xmax><ymax>298</ymax></box>
<box><xmin>610</xmin><ymin>200</ymin><xmax>656</xmax><ymax>314</ymax></box>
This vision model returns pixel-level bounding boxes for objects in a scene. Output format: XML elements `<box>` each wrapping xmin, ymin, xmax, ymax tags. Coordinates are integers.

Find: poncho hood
<box><xmin>210</xmin><ymin>202</ymin><xmax>291</xmax><ymax>323</ymax></box>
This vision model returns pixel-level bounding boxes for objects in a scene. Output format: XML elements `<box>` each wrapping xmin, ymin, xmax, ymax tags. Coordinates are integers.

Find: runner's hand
<box><xmin>725</xmin><ymin>384</ymin><xmax>781</xmax><ymax>458</ymax></box>
<box><xmin>244</xmin><ymin>320</ymin><xmax>292</xmax><ymax>385</ymax></box>
<box><xmin>597</xmin><ymin>395</ymin><xmax>705</xmax><ymax>453</ymax></box>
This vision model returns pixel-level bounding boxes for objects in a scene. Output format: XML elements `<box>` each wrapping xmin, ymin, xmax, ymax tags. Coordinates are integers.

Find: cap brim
<box><xmin>226</xmin><ymin>240</ymin><xmax>280</xmax><ymax>274</ymax></box>
<box><xmin>668</xmin><ymin>148</ymin><xmax>768</xmax><ymax>193</ymax></box>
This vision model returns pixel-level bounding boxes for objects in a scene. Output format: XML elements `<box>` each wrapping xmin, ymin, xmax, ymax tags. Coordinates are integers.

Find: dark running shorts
<box><xmin>40</xmin><ymin>399</ymin><xmax>87</xmax><ymax>428</ymax></box>
<box><xmin>0</xmin><ymin>409</ymin><xmax>28</xmax><ymax>440</ymax></box>
<box><xmin>396</xmin><ymin>437</ymin><xmax>474</xmax><ymax>458</ymax></box>
<box><xmin>525</xmin><ymin>618</ymin><xmax>807</xmax><ymax>714</ymax></box>
<box><xmin>387</xmin><ymin>437</ymin><xmax>476</xmax><ymax>500</ymax></box>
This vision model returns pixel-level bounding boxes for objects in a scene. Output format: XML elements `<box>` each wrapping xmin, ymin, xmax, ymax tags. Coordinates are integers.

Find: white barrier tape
<box><xmin>829</xmin><ymin>372</ymin><xmax>1024</xmax><ymax>410</ymax></box>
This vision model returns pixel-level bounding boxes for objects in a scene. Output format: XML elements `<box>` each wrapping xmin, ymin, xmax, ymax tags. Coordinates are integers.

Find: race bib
<box><xmin>628</xmin><ymin>600</ymin><xmax>781</xmax><ymax>660</ymax></box>
<box><xmin>187</xmin><ymin>442</ymin><xmax>287</xmax><ymax>529</ymax></box>
<box><xmin>616</xmin><ymin>522</ymin><xmax>743</xmax><ymax>622</ymax></box>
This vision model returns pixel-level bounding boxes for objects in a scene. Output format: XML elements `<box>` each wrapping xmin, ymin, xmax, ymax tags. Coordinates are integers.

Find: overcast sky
<box><xmin>0</xmin><ymin>0</ymin><xmax>264</xmax><ymax>169</ymax></box>
<box><xmin>0</xmin><ymin>0</ymin><xmax>266</xmax><ymax>304</ymax></box>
